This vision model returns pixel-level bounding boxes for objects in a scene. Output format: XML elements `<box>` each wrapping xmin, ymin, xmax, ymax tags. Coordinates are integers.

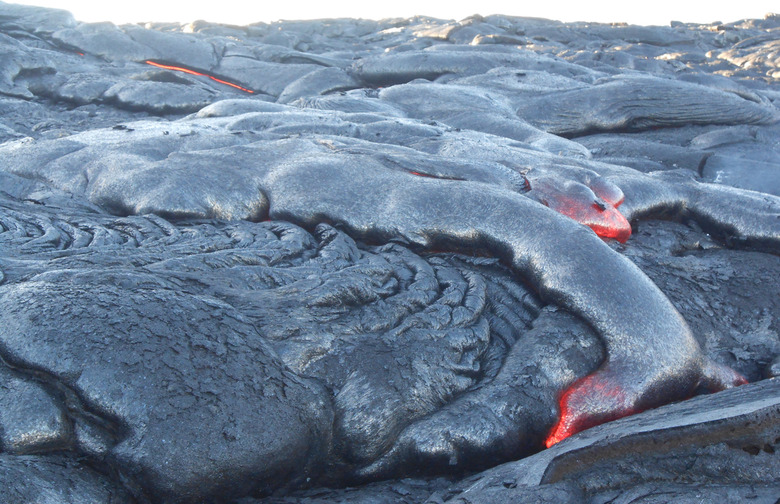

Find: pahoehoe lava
<box><xmin>0</xmin><ymin>3</ymin><xmax>779</xmax><ymax>503</ymax></box>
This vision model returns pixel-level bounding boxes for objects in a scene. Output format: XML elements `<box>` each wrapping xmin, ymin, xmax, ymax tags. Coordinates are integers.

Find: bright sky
<box><xmin>7</xmin><ymin>0</ymin><xmax>779</xmax><ymax>26</ymax></box>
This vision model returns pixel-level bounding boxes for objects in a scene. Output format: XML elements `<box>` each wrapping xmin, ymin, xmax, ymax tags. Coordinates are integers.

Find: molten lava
<box><xmin>145</xmin><ymin>60</ymin><xmax>255</xmax><ymax>94</ymax></box>
<box><xmin>544</xmin><ymin>373</ymin><xmax>637</xmax><ymax>448</ymax></box>
<box><xmin>529</xmin><ymin>177</ymin><xmax>632</xmax><ymax>243</ymax></box>
<box><xmin>408</xmin><ymin>172</ymin><xmax>633</xmax><ymax>241</ymax></box>
<box><xmin>544</xmin><ymin>364</ymin><xmax>749</xmax><ymax>447</ymax></box>
<box><xmin>556</xmin><ymin>201</ymin><xmax>632</xmax><ymax>243</ymax></box>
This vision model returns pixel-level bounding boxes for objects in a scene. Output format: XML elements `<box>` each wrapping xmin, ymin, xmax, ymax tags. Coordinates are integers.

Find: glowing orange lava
<box><xmin>544</xmin><ymin>366</ymin><xmax>748</xmax><ymax>447</ymax></box>
<box><xmin>145</xmin><ymin>60</ymin><xmax>255</xmax><ymax>94</ymax></box>
<box><xmin>544</xmin><ymin>374</ymin><xmax>636</xmax><ymax>448</ymax></box>
<box><xmin>549</xmin><ymin>197</ymin><xmax>632</xmax><ymax>243</ymax></box>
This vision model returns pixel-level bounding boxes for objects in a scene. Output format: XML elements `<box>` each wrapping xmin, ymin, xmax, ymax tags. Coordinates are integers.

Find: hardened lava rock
<box><xmin>0</xmin><ymin>273</ymin><xmax>334</xmax><ymax>503</ymax></box>
<box><xmin>0</xmin><ymin>2</ymin><xmax>779</xmax><ymax>503</ymax></box>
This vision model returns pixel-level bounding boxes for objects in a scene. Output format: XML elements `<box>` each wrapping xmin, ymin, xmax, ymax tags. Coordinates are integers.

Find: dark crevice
<box><xmin>560</xmin><ymin>123</ymin><xmax>689</xmax><ymax>140</ymax></box>
<box><xmin>357</xmin><ymin>73</ymin><xmax>445</xmax><ymax>88</ymax></box>
<box><xmin>0</xmin><ymin>354</ymin><xmax>145</xmax><ymax>502</ymax></box>
<box><xmin>1</xmin><ymin>348</ymin><xmax>122</xmax><ymax>424</ymax></box>
<box><xmin>0</xmin><ymin>354</ymin><xmax>127</xmax><ymax>445</ymax></box>
<box><xmin>696</xmin><ymin>151</ymin><xmax>715</xmax><ymax>178</ymax></box>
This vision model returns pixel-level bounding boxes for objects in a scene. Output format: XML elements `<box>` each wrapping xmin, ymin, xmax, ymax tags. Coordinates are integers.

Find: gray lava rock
<box><xmin>0</xmin><ymin>1</ymin><xmax>76</xmax><ymax>35</ymax></box>
<box><xmin>515</xmin><ymin>75</ymin><xmax>780</xmax><ymax>137</ymax></box>
<box><xmin>277</xmin><ymin>67</ymin><xmax>360</xmax><ymax>104</ymax></box>
<box><xmin>214</xmin><ymin>56</ymin><xmax>321</xmax><ymax>96</ymax></box>
<box><xmin>122</xmin><ymin>24</ymin><xmax>219</xmax><ymax>70</ymax></box>
<box><xmin>0</xmin><ymin>277</ymin><xmax>333</xmax><ymax>503</ymax></box>
<box><xmin>0</xmin><ymin>3</ymin><xmax>779</xmax><ymax>503</ymax></box>
<box><xmin>0</xmin><ymin>454</ymin><xmax>132</xmax><ymax>504</ymax></box>
<box><xmin>624</xmin><ymin>220</ymin><xmax>780</xmax><ymax>382</ymax></box>
<box><xmin>0</xmin><ymin>366</ymin><xmax>70</xmax><ymax>454</ymax></box>
<box><xmin>52</xmin><ymin>21</ymin><xmax>158</xmax><ymax>61</ymax></box>
<box><xmin>103</xmin><ymin>79</ymin><xmax>219</xmax><ymax>114</ymax></box>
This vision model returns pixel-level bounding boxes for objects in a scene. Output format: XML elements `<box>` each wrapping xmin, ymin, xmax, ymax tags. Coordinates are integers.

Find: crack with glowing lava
<box><xmin>145</xmin><ymin>60</ymin><xmax>255</xmax><ymax>94</ymax></box>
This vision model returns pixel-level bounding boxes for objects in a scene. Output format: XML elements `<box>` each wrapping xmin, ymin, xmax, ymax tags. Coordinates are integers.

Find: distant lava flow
<box><xmin>144</xmin><ymin>60</ymin><xmax>255</xmax><ymax>94</ymax></box>
<box><xmin>407</xmin><ymin>170</ymin><xmax>464</xmax><ymax>181</ymax></box>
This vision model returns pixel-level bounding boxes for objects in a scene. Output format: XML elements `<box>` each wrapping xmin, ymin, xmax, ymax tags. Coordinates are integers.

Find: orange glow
<box><xmin>584</xmin><ymin>206</ymin><xmax>632</xmax><ymax>243</ymax></box>
<box><xmin>145</xmin><ymin>60</ymin><xmax>255</xmax><ymax>94</ymax></box>
<box><xmin>544</xmin><ymin>367</ymin><xmax>748</xmax><ymax>447</ymax></box>
<box><xmin>529</xmin><ymin>178</ymin><xmax>631</xmax><ymax>242</ymax></box>
<box><xmin>544</xmin><ymin>374</ymin><xmax>636</xmax><ymax>448</ymax></box>
<box><xmin>552</xmin><ymin>199</ymin><xmax>632</xmax><ymax>243</ymax></box>
<box><xmin>544</xmin><ymin>392</ymin><xmax>573</xmax><ymax>447</ymax></box>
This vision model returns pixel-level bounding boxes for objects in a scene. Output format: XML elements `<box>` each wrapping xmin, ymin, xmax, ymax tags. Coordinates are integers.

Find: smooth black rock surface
<box><xmin>0</xmin><ymin>3</ymin><xmax>778</xmax><ymax>503</ymax></box>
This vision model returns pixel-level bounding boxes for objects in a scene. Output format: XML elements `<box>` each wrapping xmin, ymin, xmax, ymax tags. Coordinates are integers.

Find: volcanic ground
<box><xmin>0</xmin><ymin>2</ymin><xmax>779</xmax><ymax>503</ymax></box>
